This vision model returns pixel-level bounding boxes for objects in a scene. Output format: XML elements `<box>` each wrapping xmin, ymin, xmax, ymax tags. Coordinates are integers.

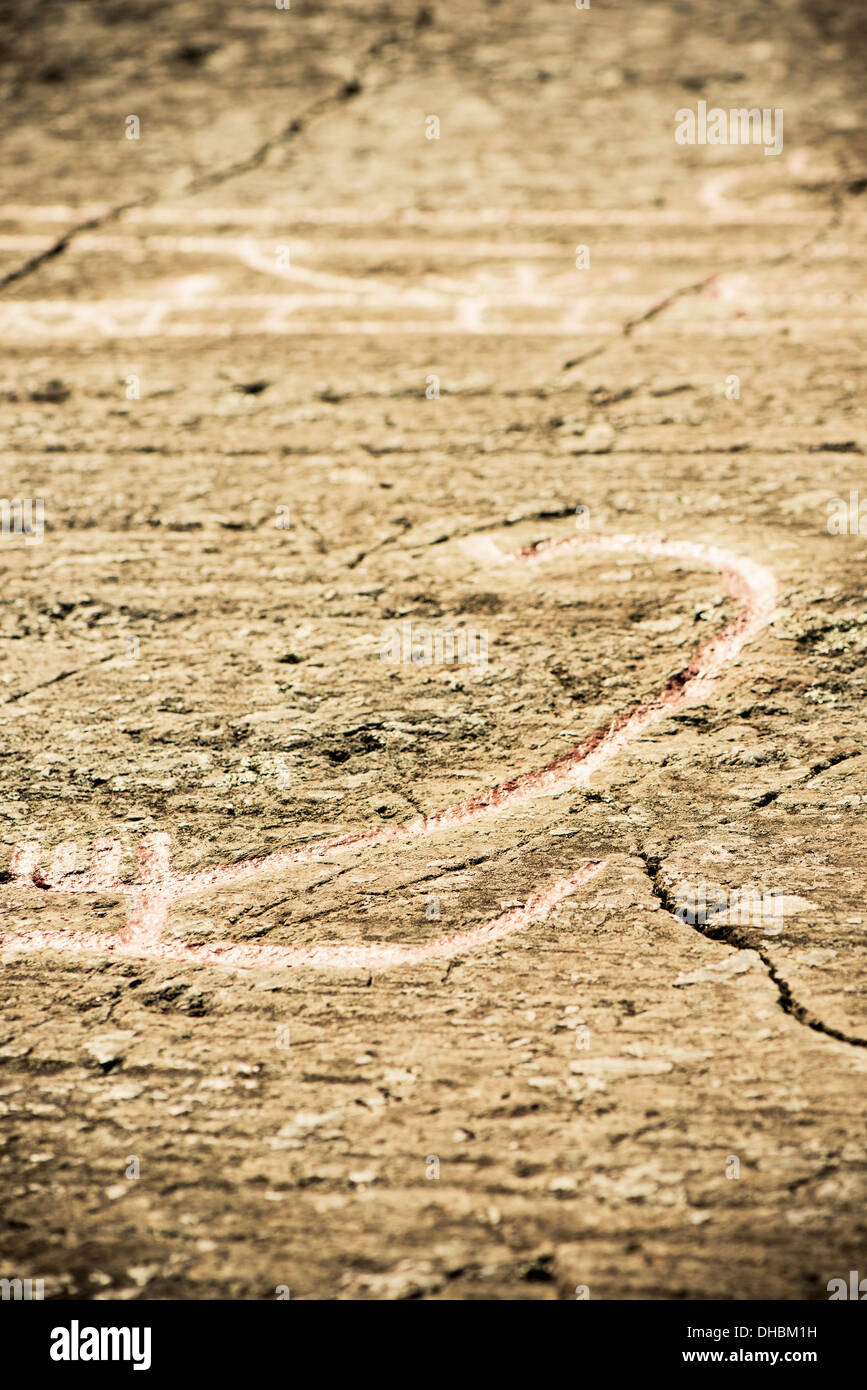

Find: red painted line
<box><xmin>1</xmin><ymin>532</ymin><xmax>777</xmax><ymax>972</ymax></box>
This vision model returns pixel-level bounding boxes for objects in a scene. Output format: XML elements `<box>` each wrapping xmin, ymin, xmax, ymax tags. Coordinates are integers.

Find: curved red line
<box><xmin>1</xmin><ymin>532</ymin><xmax>777</xmax><ymax>970</ymax></box>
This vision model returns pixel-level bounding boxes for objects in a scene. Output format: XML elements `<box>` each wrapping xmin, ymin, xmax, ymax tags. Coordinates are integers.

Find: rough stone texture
<box><xmin>0</xmin><ymin>0</ymin><xmax>865</xmax><ymax>1300</ymax></box>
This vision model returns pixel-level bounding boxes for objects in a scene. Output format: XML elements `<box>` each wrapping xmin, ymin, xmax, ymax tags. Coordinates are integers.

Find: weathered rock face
<box><xmin>0</xmin><ymin>0</ymin><xmax>865</xmax><ymax>1301</ymax></box>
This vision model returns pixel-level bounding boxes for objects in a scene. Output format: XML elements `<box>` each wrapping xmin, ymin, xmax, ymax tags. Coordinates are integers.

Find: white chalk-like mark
<box><xmin>0</xmin><ymin>203</ymin><xmax>844</xmax><ymax>226</ymax></box>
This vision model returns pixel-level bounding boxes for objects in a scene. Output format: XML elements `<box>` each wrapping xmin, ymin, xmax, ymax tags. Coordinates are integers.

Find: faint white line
<box><xmin>1</xmin><ymin>204</ymin><xmax>852</xmax><ymax>228</ymax></box>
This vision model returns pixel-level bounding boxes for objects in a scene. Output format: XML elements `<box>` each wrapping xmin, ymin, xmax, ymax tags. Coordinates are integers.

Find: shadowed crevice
<box><xmin>637</xmin><ymin>848</ymin><xmax>867</xmax><ymax>1051</ymax></box>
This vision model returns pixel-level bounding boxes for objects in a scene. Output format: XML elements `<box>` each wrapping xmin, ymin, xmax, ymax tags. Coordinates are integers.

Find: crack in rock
<box><xmin>0</xmin><ymin>29</ymin><xmax>401</xmax><ymax>294</ymax></box>
<box><xmin>637</xmin><ymin>849</ymin><xmax>867</xmax><ymax>1051</ymax></box>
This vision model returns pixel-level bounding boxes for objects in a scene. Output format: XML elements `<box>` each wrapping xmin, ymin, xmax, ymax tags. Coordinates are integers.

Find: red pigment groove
<box><xmin>1</xmin><ymin>532</ymin><xmax>777</xmax><ymax>971</ymax></box>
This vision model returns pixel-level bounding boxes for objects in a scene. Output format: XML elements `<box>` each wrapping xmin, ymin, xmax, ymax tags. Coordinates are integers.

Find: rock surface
<box><xmin>0</xmin><ymin>0</ymin><xmax>865</xmax><ymax>1300</ymax></box>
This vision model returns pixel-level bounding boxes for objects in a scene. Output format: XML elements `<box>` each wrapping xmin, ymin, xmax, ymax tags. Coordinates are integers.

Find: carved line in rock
<box><xmin>1</xmin><ymin>531</ymin><xmax>777</xmax><ymax>971</ymax></box>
